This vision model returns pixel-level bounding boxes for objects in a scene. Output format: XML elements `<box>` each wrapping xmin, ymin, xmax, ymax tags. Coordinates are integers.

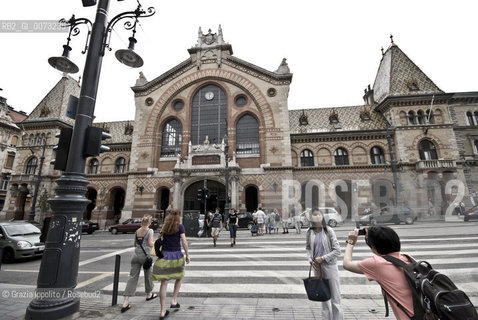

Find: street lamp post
<box><xmin>28</xmin><ymin>138</ymin><xmax>47</xmax><ymax>222</ymax></box>
<box><xmin>224</xmin><ymin>134</ymin><xmax>230</xmax><ymax>222</ymax></box>
<box><xmin>26</xmin><ymin>1</ymin><xmax>155</xmax><ymax>319</ymax></box>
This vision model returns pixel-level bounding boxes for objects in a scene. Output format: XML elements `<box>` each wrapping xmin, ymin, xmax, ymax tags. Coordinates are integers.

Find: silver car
<box><xmin>291</xmin><ymin>208</ymin><xmax>343</xmax><ymax>228</ymax></box>
<box><xmin>0</xmin><ymin>221</ymin><xmax>45</xmax><ymax>263</ymax></box>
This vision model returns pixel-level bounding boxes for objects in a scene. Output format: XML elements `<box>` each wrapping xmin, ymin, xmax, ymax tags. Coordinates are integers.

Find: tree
<box><xmin>37</xmin><ymin>188</ymin><xmax>50</xmax><ymax>223</ymax></box>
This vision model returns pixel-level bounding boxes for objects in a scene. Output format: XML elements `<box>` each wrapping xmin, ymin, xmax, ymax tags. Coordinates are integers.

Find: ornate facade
<box><xmin>2</xmin><ymin>28</ymin><xmax>478</xmax><ymax>226</ymax></box>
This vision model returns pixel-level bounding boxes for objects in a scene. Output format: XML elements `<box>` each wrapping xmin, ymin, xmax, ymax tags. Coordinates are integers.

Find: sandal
<box><xmin>146</xmin><ymin>293</ymin><xmax>158</xmax><ymax>301</ymax></box>
<box><xmin>170</xmin><ymin>302</ymin><xmax>180</xmax><ymax>308</ymax></box>
<box><xmin>159</xmin><ymin>310</ymin><xmax>170</xmax><ymax>320</ymax></box>
<box><xmin>120</xmin><ymin>304</ymin><xmax>131</xmax><ymax>313</ymax></box>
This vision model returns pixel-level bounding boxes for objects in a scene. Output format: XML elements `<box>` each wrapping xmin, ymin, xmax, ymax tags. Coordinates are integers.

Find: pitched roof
<box><xmin>289</xmin><ymin>105</ymin><xmax>387</xmax><ymax>135</ymax></box>
<box><xmin>92</xmin><ymin>120</ymin><xmax>134</xmax><ymax>144</ymax></box>
<box><xmin>373</xmin><ymin>43</ymin><xmax>443</xmax><ymax>104</ymax></box>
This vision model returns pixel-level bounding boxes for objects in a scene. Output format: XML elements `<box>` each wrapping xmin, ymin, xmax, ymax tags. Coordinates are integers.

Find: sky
<box><xmin>1</xmin><ymin>0</ymin><xmax>477</xmax><ymax>122</ymax></box>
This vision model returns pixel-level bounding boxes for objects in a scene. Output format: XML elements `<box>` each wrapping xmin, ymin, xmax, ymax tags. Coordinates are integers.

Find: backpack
<box><xmin>381</xmin><ymin>255</ymin><xmax>478</xmax><ymax>320</ymax></box>
<box><xmin>274</xmin><ymin>213</ymin><xmax>280</xmax><ymax>222</ymax></box>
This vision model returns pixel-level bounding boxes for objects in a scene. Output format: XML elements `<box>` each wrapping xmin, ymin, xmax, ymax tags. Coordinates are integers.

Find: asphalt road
<box><xmin>0</xmin><ymin>220</ymin><xmax>477</xmax><ymax>297</ymax></box>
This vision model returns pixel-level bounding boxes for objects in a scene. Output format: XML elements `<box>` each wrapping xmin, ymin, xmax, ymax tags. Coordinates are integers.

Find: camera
<box><xmin>357</xmin><ymin>228</ymin><xmax>366</xmax><ymax>236</ymax></box>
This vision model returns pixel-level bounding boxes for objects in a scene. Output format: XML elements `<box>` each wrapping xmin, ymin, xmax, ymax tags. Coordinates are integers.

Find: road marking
<box><xmin>76</xmin><ymin>272</ymin><xmax>112</xmax><ymax>289</ymax></box>
<box><xmin>2</xmin><ymin>269</ymin><xmax>129</xmax><ymax>275</ymax></box>
<box><xmin>79</xmin><ymin>247</ymin><xmax>133</xmax><ymax>266</ymax></box>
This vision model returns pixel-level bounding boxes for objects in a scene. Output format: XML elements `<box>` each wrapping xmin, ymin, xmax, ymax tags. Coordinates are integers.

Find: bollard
<box><xmin>112</xmin><ymin>254</ymin><xmax>121</xmax><ymax>306</ymax></box>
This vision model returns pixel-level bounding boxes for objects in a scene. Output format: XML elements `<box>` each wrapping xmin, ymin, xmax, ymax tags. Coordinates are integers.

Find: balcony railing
<box><xmin>415</xmin><ymin>159</ymin><xmax>456</xmax><ymax>170</ymax></box>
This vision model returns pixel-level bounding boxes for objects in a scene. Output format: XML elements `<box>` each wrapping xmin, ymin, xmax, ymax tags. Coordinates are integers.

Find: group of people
<box><xmin>120</xmin><ymin>211</ymin><xmax>190</xmax><ymax>320</ymax></box>
<box><xmin>252</xmin><ymin>207</ymin><xmax>294</xmax><ymax>235</ymax></box>
<box><xmin>305</xmin><ymin>207</ymin><xmax>415</xmax><ymax>320</ymax></box>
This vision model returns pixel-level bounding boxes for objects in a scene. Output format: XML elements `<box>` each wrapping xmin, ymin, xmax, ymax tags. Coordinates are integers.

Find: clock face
<box><xmin>205</xmin><ymin>91</ymin><xmax>215</xmax><ymax>101</ymax></box>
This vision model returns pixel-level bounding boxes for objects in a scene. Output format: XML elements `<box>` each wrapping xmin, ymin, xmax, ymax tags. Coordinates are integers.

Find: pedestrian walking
<box><xmin>205</xmin><ymin>211</ymin><xmax>212</xmax><ymax>237</ymax></box>
<box><xmin>152</xmin><ymin>209</ymin><xmax>190</xmax><ymax>320</ymax></box>
<box><xmin>343</xmin><ymin>226</ymin><xmax>413</xmax><ymax>319</ymax></box>
<box><xmin>294</xmin><ymin>209</ymin><xmax>302</xmax><ymax>234</ymax></box>
<box><xmin>281</xmin><ymin>208</ymin><xmax>289</xmax><ymax>234</ymax></box>
<box><xmin>211</xmin><ymin>208</ymin><xmax>223</xmax><ymax>247</ymax></box>
<box><xmin>120</xmin><ymin>215</ymin><xmax>157</xmax><ymax>313</ymax></box>
<box><xmin>272</xmin><ymin>208</ymin><xmax>280</xmax><ymax>234</ymax></box>
<box><xmin>227</xmin><ymin>208</ymin><xmax>239</xmax><ymax>247</ymax></box>
<box><xmin>305</xmin><ymin>208</ymin><xmax>343</xmax><ymax>320</ymax></box>
<box><xmin>254</xmin><ymin>207</ymin><xmax>266</xmax><ymax>235</ymax></box>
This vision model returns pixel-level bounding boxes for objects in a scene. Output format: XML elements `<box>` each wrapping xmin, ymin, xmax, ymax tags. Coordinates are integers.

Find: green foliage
<box><xmin>38</xmin><ymin>189</ymin><xmax>50</xmax><ymax>213</ymax></box>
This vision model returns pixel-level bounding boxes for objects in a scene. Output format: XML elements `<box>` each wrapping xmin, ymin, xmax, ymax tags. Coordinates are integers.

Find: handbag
<box><xmin>154</xmin><ymin>231</ymin><xmax>164</xmax><ymax>259</ymax></box>
<box><xmin>136</xmin><ymin>231</ymin><xmax>153</xmax><ymax>270</ymax></box>
<box><xmin>303</xmin><ymin>262</ymin><xmax>331</xmax><ymax>301</ymax></box>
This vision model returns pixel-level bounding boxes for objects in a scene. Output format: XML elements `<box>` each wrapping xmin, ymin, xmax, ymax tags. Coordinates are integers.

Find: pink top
<box><xmin>357</xmin><ymin>252</ymin><xmax>414</xmax><ymax>320</ymax></box>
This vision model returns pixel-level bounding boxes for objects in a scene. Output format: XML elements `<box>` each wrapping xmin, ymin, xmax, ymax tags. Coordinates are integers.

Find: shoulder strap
<box><xmin>135</xmin><ymin>230</ymin><xmax>149</xmax><ymax>256</ymax></box>
<box><xmin>381</xmin><ymin>254</ymin><xmax>415</xmax><ymax>267</ymax></box>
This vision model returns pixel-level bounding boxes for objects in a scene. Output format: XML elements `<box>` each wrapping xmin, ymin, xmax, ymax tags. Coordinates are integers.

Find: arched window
<box><xmin>191</xmin><ymin>84</ymin><xmax>227</xmax><ymax>145</ymax></box>
<box><xmin>10</xmin><ymin>136</ymin><xmax>18</xmax><ymax>147</ymax></box>
<box><xmin>29</xmin><ymin>134</ymin><xmax>34</xmax><ymax>146</ymax></box>
<box><xmin>334</xmin><ymin>148</ymin><xmax>349</xmax><ymax>165</ymax></box>
<box><xmin>408</xmin><ymin>111</ymin><xmax>416</xmax><ymax>125</ymax></box>
<box><xmin>5</xmin><ymin>152</ymin><xmax>15</xmax><ymax>169</ymax></box>
<box><xmin>418</xmin><ymin>140</ymin><xmax>438</xmax><ymax>160</ymax></box>
<box><xmin>26</xmin><ymin>157</ymin><xmax>38</xmax><ymax>174</ymax></box>
<box><xmin>370</xmin><ymin>146</ymin><xmax>385</xmax><ymax>164</ymax></box>
<box><xmin>236</xmin><ymin>114</ymin><xmax>259</xmax><ymax>154</ymax></box>
<box><xmin>161</xmin><ymin>119</ymin><xmax>182</xmax><ymax>157</ymax></box>
<box><xmin>467</xmin><ymin>112</ymin><xmax>475</xmax><ymax>126</ymax></box>
<box><xmin>88</xmin><ymin>158</ymin><xmax>99</xmax><ymax>174</ymax></box>
<box><xmin>417</xmin><ymin>110</ymin><xmax>425</xmax><ymax>124</ymax></box>
<box><xmin>474</xmin><ymin>140</ymin><xmax>478</xmax><ymax>154</ymax></box>
<box><xmin>425</xmin><ymin>110</ymin><xmax>435</xmax><ymax>124</ymax></box>
<box><xmin>300</xmin><ymin>149</ymin><xmax>314</xmax><ymax>167</ymax></box>
<box><xmin>114</xmin><ymin>157</ymin><xmax>126</xmax><ymax>173</ymax></box>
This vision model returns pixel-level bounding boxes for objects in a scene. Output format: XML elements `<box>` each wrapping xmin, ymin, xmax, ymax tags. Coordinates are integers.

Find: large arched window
<box><xmin>467</xmin><ymin>112</ymin><xmax>475</xmax><ymax>126</ymax></box>
<box><xmin>161</xmin><ymin>119</ymin><xmax>182</xmax><ymax>157</ymax></box>
<box><xmin>26</xmin><ymin>157</ymin><xmax>38</xmax><ymax>174</ymax></box>
<box><xmin>191</xmin><ymin>84</ymin><xmax>227</xmax><ymax>145</ymax></box>
<box><xmin>300</xmin><ymin>149</ymin><xmax>314</xmax><ymax>167</ymax></box>
<box><xmin>236</xmin><ymin>114</ymin><xmax>259</xmax><ymax>154</ymax></box>
<box><xmin>425</xmin><ymin>110</ymin><xmax>435</xmax><ymax>124</ymax></box>
<box><xmin>370</xmin><ymin>146</ymin><xmax>385</xmax><ymax>164</ymax></box>
<box><xmin>418</xmin><ymin>140</ymin><xmax>438</xmax><ymax>160</ymax></box>
<box><xmin>114</xmin><ymin>157</ymin><xmax>126</xmax><ymax>173</ymax></box>
<box><xmin>334</xmin><ymin>148</ymin><xmax>349</xmax><ymax>165</ymax></box>
<box><xmin>88</xmin><ymin>158</ymin><xmax>99</xmax><ymax>174</ymax></box>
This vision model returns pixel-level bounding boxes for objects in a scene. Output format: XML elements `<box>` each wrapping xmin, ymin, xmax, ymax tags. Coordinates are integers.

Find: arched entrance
<box><xmin>84</xmin><ymin>188</ymin><xmax>97</xmax><ymax>221</ymax></box>
<box><xmin>184</xmin><ymin>180</ymin><xmax>225</xmax><ymax>214</ymax></box>
<box><xmin>109</xmin><ymin>188</ymin><xmax>125</xmax><ymax>223</ymax></box>
<box><xmin>156</xmin><ymin>187</ymin><xmax>170</xmax><ymax>212</ymax></box>
<box><xmin>245</xmin><ymin>185</ymin><xmax>258</xmax><ymax>212</ymax></box>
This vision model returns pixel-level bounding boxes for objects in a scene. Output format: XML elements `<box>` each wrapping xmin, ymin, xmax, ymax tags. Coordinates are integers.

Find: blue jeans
<box><xmin>229</xmin><ymin>225</ymin><xmax>238</xmax><ymax>238</ymax></box>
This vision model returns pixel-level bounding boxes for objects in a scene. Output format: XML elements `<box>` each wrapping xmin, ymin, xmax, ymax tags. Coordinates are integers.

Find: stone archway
<box><xmin>108</xmin><ymin>187</ymin><xmax>125</xmax><ymax>223</ymax></box>
<box><xmin>184</xmin><ymin>180</ymin><xmax>226</xmax><ymax>214</ymax></box>
<box><xmin>245</xmin><ymin>185</ymin><xmax>258</xmax><ymax>212</ymax></box>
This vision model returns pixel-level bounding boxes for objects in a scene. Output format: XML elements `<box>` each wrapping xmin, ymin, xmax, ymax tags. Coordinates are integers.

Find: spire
<box><xmin>275</xmin><ymin>58</ymin><xmax>290</xmax><ymax>74</ymax></box>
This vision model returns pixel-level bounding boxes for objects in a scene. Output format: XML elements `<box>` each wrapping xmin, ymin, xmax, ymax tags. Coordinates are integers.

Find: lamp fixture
<box><xmin>115</xmin><ymin>37</ymin><xmax>143</xmax><ymax>68</ymax></box>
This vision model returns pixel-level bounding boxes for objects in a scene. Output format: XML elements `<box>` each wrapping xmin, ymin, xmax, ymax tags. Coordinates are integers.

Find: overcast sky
<box><xmin>1</xmin><ymin>0</ymin><xmax>477</xmax><ymax>122</ymax></box>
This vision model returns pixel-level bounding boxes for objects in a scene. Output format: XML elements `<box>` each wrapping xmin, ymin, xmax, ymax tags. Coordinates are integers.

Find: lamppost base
<box><xmin>26</xmin><ymin>297</ymin><xmax>79</xmax><ymax>320</ymax></box>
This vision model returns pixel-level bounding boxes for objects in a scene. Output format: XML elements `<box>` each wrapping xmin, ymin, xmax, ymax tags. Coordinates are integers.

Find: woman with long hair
<box><xmin>305</xmin><ymin>208</ymin><xmax>343</xmax><ymax>320</ymax></box>
<box><xmin>120</xmin><ymin>215</ymin><xmax>157</xmax><ymax>313</ymax></box>
<box><xmin>152</xmin><ymin>209</ymin><xmax>190</xmax><ymax>320</ymax></box>
<box><xmin>227</xmin><ymin>208</ymin><xmax>239</xmax><ymax>247</ymax></box>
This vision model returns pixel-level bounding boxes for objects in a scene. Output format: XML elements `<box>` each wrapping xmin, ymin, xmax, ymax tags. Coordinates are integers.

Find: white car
<box><xmin>291</xmin><ymin>208</ymin><xmax>343</xmax><ymax>228</ymax></box>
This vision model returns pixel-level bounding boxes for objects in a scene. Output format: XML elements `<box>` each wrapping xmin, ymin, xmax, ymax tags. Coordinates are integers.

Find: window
<box><xmin>474</xmin><ymin>140</ymin><xmax>478</xmax><ymax>154</ymax></box>
<box><xmin>426</xmin><ymin>110</ymin><xmax>435</xmax><ymax>124</ymax></box>
<box><xmin>191</xmin><ymin>84</ymin><xmax>227</xmax><ymax>145</ymax></box>
<box><xmin>475</xmin><ymin>111</ymin><xmax>478</xmax><ymax>125</ymax></box>
<box><xmin>236</xmin><ymin>114</ymin><xmax>259</xmax><ymax>154</ymax></box>
<box><xmin>234</xmin><ymin>95</ymin><xmax>247</xmax><ymax>107</ymax></box>
<box><xmin>300</xmin><ymin>149</ymin><xmax>314</xmax><ymax>167</ymax></box>
<box><xmin>0</xmin><ymin>175</ymin><xmax>9</xmax><ymax>190</ymax></box>
<box><xmin>88</xmin><ymin>158</ymin><xmax>99</xmax><ymax>174</ymax></box>
<box><xmin>408</xmin><ymin>111</ymin><xmax>416</xmax><ymax>125</ymax></box>
<box><xmin>114</xmin><ymin>157</ymin><xmax>126</xmax><ymax>173</ymax></box>
<box><xmin>370</xmin><ymin>146</ymin><xmax>385</xmax><ymax>164</ymax></box>
<box><xmin>173</xmin><ymin>100</ymin><xmax>184</xmax><ymax>111</ymax></box>
<box><xmin>334</xmin><ymin>148</ymin><xmax>349</xmax><ymax>165</ymax></box>
<box><xmin>28</xmin><ymin>134</ymin><xmax>34</xmax><ymax>146</ymax></box>
<box><xmin>4</xmin><ymin>152</ymin><xmax>15</xmax><ymax>169</ymax></box>
<box><xmin>417</xmin><ymin>110</ymin><xmax>425</xmax><ymax>125</ymax></box>
<box><xmin>10</xmin><ymin>136</ymin><xmax>18</xmax><ymax>147</ymax></box>
<box><xmin>467</xmin><ymin>112</ymin><xmax>475</xmax><ymax>126</ymax></box>
<box><xmin>161</xmin><ymin>119</ymin><xmax>182</xmax><ymax>157</ymax></box>
<box><xmin>26</xmin><ymin>157</ymin><xmax>38</xmax><ymax>174</ymax></box>
<box><xmin>418</xmin><ymin>140</ymin><xmax>438</xmax><ymax>160</ymax></box>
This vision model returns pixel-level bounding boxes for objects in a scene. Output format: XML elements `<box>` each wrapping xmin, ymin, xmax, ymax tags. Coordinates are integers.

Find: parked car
<box><xmin>463</xmin><ymin>205</ymin><xmax>478</xmax><ymax>222</ymax></box>
<box><xmin>0</xmin><ymin>221</ymin><xmax>45</xmax><ymax>263</ymax></box>
<box><xmin>357</xmin><ymin>205</ymin><xmax>417</xmax><ymax>226</ymax></box>
<box><xmin>108</xmin><ymin>218</ymin><xmax>159</xmax><ymax>234</ymax></box>
<box><xmin>237</xmin><ymin>212</ymin><xmax>255</xmax><ymax>229</ymax></box>
<box><xmin>81</xmin><ymin>220</ymin><xmax>99</xmax><ymax>234</ymax></box>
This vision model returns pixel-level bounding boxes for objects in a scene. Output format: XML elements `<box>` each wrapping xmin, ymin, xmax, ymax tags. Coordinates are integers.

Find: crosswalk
<box><xmin>176</xmin><ymin>228</ymin><xmax>478</xmax><ymax>300</ymax></box>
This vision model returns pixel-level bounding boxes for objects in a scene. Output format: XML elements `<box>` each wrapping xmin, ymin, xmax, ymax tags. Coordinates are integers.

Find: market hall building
<box><xmin>2</xmin><ymin>28</ymin><xmax>477</xmax><ymax>227</ymax></box>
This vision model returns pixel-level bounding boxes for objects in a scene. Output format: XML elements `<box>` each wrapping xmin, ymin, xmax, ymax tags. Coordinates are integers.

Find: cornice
<box><xmin>291</xmin><ymin>131</ymin><xmax>388</xmax><ymax>143</ymax></box>
<box><xmin>225</xmin><ymin>56</ymin><xmax>293</xmax><ymax>84</ymax></box>
<box><xmin>374</xmin><ymin>93</ymin><xmax>452</xmax><ymax>113</ymax></box>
